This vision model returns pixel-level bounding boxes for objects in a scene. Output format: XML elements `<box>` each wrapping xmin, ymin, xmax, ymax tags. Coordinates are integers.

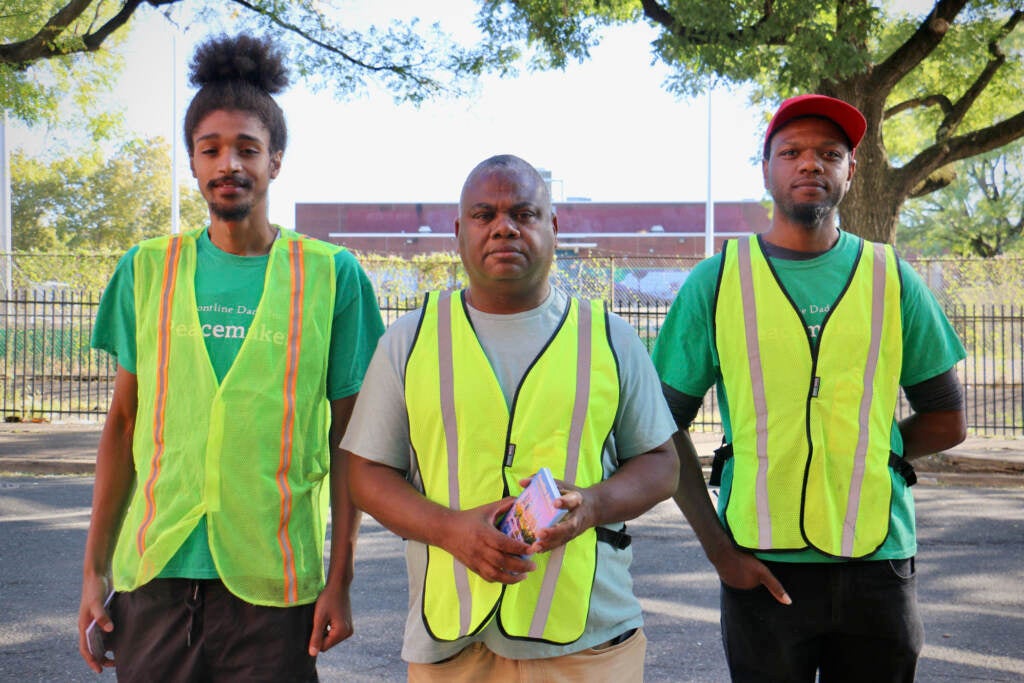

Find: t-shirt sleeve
<box><xmin>338</xmin><ymin>311</ymin><xmax>421</xmax><ymax>471</ymax></box>
<box><xmin>607</xmin><ymin>314</ymin><xmax>677</xmax><ymax>460</ymax></box>
<box><xmin>326</xmin><ymin>250</ymin><xmax>387</xmax><ymax>400</ymax></box>
<box><xmin>90</xmin><ymin>248</ymin><xmax>139</xmax><ymax>373</ymax></box>
<box><xmin>651</xmin><ymin>255</ymin><xmax>721</xmax><ymax>398</ymax></box>
<box><xmin>898</xmin><ymin>260</ymin><xmax>967</xmax><ymax>387</ymax></box>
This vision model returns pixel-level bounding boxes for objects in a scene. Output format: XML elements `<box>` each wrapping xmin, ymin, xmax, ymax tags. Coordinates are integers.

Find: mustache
<box><xmin>208</xmin><ymin>175</ymin><xmax>253</xmax><ymax>190</ymax></box>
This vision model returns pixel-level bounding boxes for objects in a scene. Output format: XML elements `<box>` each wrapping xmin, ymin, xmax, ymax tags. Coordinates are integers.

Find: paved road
<box><xmin>1</xmin><ymin>475</ymin><xmax>1022</xmax><ymax>682</ymax></box>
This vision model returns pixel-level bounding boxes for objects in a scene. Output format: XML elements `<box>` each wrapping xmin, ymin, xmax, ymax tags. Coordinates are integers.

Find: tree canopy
<box><xmin>11</xmin><ymin>136</ymin><xmax>207</xmax><ymax>252</ymax></box>
<box><xmin>1</xmin><ymin>0</ymin><xmax>501</xmax><ymax>129</ymax></box>
<box><xmin>4</xmin><ymin>1</ymin><xmax>1023</xmax><ymax>246</ymax></box>
<box><xmin>899</xmin><ymin>143</ymin><xmax>1024</xmax><ymax>257</ymax></box>
<box><xmin>476</xmin><ymin>0</ymin><xmax>1024</xmax><ymax>244</ymax></box>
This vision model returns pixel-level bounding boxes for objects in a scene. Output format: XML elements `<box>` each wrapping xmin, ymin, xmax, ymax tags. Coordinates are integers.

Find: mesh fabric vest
<box><xmin>715</xmin><ymin>235</ymin><xmax>902</xmax><ymax>559</ymax></box>
<box><xmin>114</xmin><ymin>228</ymin><xmax>338</xmax><ymax>605</ymax></box>
<box><xmin>405</xmin><ymin>291</ymin><xmax>619</xmax><ymax>643</ymax></box>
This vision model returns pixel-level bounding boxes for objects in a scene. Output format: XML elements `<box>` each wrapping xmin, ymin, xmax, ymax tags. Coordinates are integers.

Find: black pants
<box><xmin>109</xmin><ymin>578</ymin><xmax>319</xmax><ymax>683</ymax></box>
<box><xmin>720</xmin><ymin>559</ymin><xmax>923</xmax><ymax>683</ymax></box>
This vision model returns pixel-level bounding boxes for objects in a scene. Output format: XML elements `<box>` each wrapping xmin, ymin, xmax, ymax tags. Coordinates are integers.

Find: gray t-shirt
<box><xmin>342</xmin><ymin>287</ymin><xmax>676</xmax><ymax>662</ymax></box>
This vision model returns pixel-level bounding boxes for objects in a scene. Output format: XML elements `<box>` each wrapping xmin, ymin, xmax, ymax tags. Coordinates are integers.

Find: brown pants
<box><xmin>109</xmin><ymin>578</ymin><xmax>318</xmax><ymax>683</ymax></box>
<box><xmin>408</xmin><ymin>628</ymin><xmax>646</xmax><ymax>683</ymax></box>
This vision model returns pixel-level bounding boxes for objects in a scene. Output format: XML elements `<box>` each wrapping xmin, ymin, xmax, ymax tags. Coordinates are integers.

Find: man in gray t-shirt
<box><xmin>344</xmin><ymin>154</ymin><xmax>678</xmax><ymax>680</ymax></box>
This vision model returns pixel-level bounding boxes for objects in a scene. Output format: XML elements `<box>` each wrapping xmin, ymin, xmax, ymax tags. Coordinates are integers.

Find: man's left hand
<box><xmin>526</xmin><ymin>479</ymin><xmax>594</xmax><ymax>553</ymax></box>
<box><xmin>308</xmin><ymin>581</ymin><xmax>354</xmax><ymax>656</ymax></box>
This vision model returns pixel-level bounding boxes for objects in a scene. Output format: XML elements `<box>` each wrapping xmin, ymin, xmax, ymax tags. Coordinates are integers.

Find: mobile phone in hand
<box><xmin>86</xmin><ymin>590</ymin><xmax>115</xmax><ymax>658</ymax></box>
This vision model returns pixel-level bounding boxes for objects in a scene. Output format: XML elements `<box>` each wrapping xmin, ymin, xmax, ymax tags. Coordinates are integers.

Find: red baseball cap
<box><xmin>763</xmin><ymin>94</ymin><xmax>867</xmax><ymax>157</ymax></box>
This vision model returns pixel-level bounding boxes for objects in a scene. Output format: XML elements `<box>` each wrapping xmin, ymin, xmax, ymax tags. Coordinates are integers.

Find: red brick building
<box><xmin>295</xmin><ymin>200</ymin><xmax>770</xmax><ymax>257</ymax></box>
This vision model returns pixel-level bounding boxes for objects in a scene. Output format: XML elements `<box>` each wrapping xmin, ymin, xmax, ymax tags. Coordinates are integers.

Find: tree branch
<box><xmin>871</xmin><ymin>0</ymin><xmax>969</xmax><ymax>94</ymax></box>
<box><xmin>227</xmin><ymin>0</ymin><xmax>428</xmax><ymax>80</ymax></box>
<box><xmin>901</xmin><ymin>109</ymin><xmax>1024</xmax><ymax>198</ymax></box>
<box><xmin>885</xmin><ymin>94</ymin><xmax>952</xmax><ymax>120</ymax></box>
<box><xmin>0</xmin><ymin>0</ymin><xmax>180</xmax><ymax>64</ymax></box>
<box><xmin>639</xmin><ymin>0</ymin><xmax>787</xmax><ymax>46</ymax></box>
<box><xmin>936</xmin><ymin>10</ymin><xmax>1022</xmax><ymax>142</ymax></box>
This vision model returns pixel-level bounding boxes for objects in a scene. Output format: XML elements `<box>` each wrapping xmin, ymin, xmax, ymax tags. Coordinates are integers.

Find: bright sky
<box><xmin>14</xmin><ymin>2</ymin><xmax>774</xmax><ymax>228</ymax></box>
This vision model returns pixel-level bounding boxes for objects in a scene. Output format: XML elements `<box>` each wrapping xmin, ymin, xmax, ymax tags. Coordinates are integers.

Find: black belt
<box><xmin>596</xmin><ymin>525</ymin><xmax>631</xmax><ymax>549</ymax></box>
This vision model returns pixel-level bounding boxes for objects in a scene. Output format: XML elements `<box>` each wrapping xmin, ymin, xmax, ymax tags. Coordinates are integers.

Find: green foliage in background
<box><xmin>11</xmin><ymin>136</ymin><xmax>207</xmax><ymax>253</ymax></box>
<box><xmin>476</xmin><ymin>1</ymin><xmax>1024</xmax><ymax>245</ymax></box>
<box><xmin>899</xmin><ymin>144</ymin><xmax>1024</xmax><ymax>257</ymax></box>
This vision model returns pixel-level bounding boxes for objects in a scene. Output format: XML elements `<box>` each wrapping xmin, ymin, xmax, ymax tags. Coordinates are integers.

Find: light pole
<box><xmin>0</xmin><ymin>112</ymin><xmax>12</xmax><ymax>296</ymax></box>
<box><xmin>704</xmin><ymin>80</ymin><xmax>714</xmax><ymax>257</ymax></box>
<box><xmin>171</xmin><ymin>32</ymin><xmax>180</xmax><ymax>234</ymax></box>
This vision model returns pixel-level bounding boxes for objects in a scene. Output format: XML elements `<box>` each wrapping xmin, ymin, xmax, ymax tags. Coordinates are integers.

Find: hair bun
<box><xmin>189</xmin><ymin>33</ymin><xmax>289</xmax><ymax>95</ymax></box>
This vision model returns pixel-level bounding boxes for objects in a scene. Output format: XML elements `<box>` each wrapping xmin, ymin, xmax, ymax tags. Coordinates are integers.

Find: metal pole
<box><xmin>0</xmin><ymin>113</ymin><xmax>12</xmax><ymax>296</ymax></box>
<box><xmin>704</xmin><ymin>82</ymin><xmax>714</xmax><ymax>257</ymax></box>
<box><xmin>171</xmin><ymin>33</ymin><xmax>180</xmax><ymax>234</ymax></box>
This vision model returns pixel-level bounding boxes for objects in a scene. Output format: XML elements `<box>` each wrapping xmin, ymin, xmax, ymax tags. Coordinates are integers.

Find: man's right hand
<box><xmin>78</xmin><ymin>574</ymin><xmax>114</xmax><ymax>673</ymax></box>
<box><xmin>441</xmin><ymin>498</ymin><xmax>536</xmax><ymax>584</ymax></box>
<box><xmin>714</xmin><ymin>546</ymin><xmax>792</xmax><ymax>605</ymax></box>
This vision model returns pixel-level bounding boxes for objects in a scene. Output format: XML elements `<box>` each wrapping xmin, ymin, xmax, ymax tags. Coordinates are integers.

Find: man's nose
<box><xmin>798</xmin><ymin>151</ymin><xmax>824</xmax><ymax>172</ymax></box>
<box><xmin>492</xmin><ymin>216</ymin><xmax>520</xmax><ymax>237</ymax></box>
<box><xmin>219</xmin><ymin>151</ymin><xmax>243</xmax><ymax>174</ymax></box>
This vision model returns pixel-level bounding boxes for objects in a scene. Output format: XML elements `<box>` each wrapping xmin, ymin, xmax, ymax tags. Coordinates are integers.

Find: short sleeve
<box><xmin>338</xmin><ymin>311</ymin><xmax>422</xmax><ymax>471</ymax></box>
<box><xmin>607</xmin><ymin>314</ymin><xmax>677</xmax><ymax>459</ymax></box>
<box><xmin>898</xmin><ymin>261</ymin><xmax>967</xmax><ymax>387</ymax></box>
<box><xmin>326</xmin><ymin>250</ymin><xmax>386</xmax><ymax>400</ymax></box>
<box><xmin>651</xmin><ymin>255</ymin><xmax>722</xmax><ymax>399</ymax></box>
<box><xmin>91</xmin><ymin>248</ymin><xmax>139</xmax><ymax>373</ymax></box>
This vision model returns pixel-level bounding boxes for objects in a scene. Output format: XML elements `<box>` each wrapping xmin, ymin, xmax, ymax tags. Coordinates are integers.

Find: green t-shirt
<box><xmin>92</xmin><ymin>227</ymin><xmax>385</xmax><ymax>579</ymax></box>
<box><xmin>652</xmin><ymin>230</ymin><xmax>966</xmax><ymax>561</ymax></box>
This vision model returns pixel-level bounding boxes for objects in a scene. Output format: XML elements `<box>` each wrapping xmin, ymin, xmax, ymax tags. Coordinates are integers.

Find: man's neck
<box><xmin>762</xmin><ymin>217</ymin><xmax>840</xmax><ymax>254</ymax></box>
<box><xmin>208</xmin><ymin>214</ymin><xmax>277</xmax><ymax>256</ymax></box>
<box><xmin>465</xmin><ymin>282</ymin><xmax>551</xmax><ymax>315</ymax></box>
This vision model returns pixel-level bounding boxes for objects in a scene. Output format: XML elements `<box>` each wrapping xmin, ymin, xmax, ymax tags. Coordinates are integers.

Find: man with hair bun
<box><xmin>78</xmin><ymin>33</ymin><xmax>384</xmax><ymax>681</ymax></box>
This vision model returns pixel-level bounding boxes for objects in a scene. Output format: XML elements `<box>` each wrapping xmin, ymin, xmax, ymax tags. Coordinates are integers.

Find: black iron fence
<box><xmin>1</xmin><ymin>291</ymin><xmax>1020</xmax><ymax>436</ymax></box>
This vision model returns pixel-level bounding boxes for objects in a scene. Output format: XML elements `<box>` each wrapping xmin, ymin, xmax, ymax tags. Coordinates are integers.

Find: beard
<box><xmin>209</xmin><ymin>200</ymin><xmax>253</xmax><ymax>222</ymax></box>
<box><xmin>781</xmin><ymin>201</ymin><xmax>833</xmax><ymax>227</ymax></box>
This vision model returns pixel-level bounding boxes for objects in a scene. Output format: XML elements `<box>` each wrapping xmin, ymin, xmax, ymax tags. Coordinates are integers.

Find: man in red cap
<box><xmin>653</xmin><ymin>94</ymin><xmax>967</xmax><ymax>681</ymax></box>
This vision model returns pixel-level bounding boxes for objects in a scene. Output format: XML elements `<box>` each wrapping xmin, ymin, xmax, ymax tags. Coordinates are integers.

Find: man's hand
<box><xmin>307</xmin><ymin>580</ymin><xmax>354</xmax><ymax>656</ymax></box>
<box><xmin>528</xmin><ymin>479</ymin><xmax>594</xmax><ymax>553</ymax></box>
<box><xmin>443</xmin><ymin>498</ymin><xmax>535</xmax><ymax>583</ymax></box>
<box><xmin>78</xmin><ymin>574</ymin><xmax>114</xmax><ymax>673</ymax></box>
<box><xmin>712</xmin><ymin>545</ymin><xmax>792</xmax><ymax>605</ymax></box>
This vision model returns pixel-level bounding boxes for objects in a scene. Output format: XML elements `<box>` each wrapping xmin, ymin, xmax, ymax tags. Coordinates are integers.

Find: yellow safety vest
<box><xmin>715</xmin><ymin>235</ymin><xmax>903</xmax><ymax>559</ymax></box>
<box><xmin>405</xmin><ymin>291</ymin><xmax>619</xmax><ymax>644</ymax></box>
<box><xmin>113</xmin><ymin>228</ymin><xmax>339</xmax><ymax>606</ymax></box>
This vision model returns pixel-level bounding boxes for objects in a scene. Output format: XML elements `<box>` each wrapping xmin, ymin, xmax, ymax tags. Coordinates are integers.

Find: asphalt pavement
<box><xmin>0</xmin><ymin>421</ymin><xmax>1022</xmax><ymax>682</ymax></box>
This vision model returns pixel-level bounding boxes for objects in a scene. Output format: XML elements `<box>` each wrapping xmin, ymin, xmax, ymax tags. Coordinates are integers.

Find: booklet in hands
<box><xmin>498</xmin><ymin>467</ymin><xmax>567</xmax><ymax>550</ymax></box>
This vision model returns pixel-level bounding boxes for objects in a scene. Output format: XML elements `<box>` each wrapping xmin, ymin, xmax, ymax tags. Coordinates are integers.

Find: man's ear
<box><xmin>761</xmin><ymin>158</ymin><xmax>769</xmax><ymax>189</ymax></box>
<box><xmin>551</xmin><ymin>213</ymin><xmax>558</xmax><ymax>236</ymax></box>
<box><xmin>269</xmin><ymin>150</ymin><xmax>283</xmax><ymax>180</ymax></box>
<box><xmin>189</xmin><ymin>157</ymin><xmax>197</xmax><ymax>179</ymax></box>
<box><xmin>454</xmin><ymin>218</ymin><xmax>461</xmax><ymax>238</ymax></box>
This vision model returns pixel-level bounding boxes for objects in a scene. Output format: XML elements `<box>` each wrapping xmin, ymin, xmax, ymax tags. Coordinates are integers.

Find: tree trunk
<box><xmin>840</xmin><ymin>161</ymin><xmax>903</xmax><ymax>244</ymax></box>
<box><xmin>829</xmin><ymin>80</ymin><xmax>907</xmax><ymax>245</ymax></box>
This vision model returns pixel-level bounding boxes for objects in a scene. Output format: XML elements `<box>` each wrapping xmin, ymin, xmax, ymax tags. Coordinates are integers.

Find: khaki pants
<box><xmin>408</xmin><ymin>628</ymin><xmax>646</xmax><ymax>683</ymax></box>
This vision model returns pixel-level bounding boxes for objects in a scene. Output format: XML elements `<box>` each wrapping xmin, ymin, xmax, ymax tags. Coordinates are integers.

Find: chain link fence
<box><xmin>1</xmin><ymin>252</ymin><xmax>1021</xmax><ymax>434</ymax></box>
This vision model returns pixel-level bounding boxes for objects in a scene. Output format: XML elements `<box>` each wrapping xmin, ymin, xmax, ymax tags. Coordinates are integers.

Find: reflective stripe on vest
<box><xmin>405</xmin><ymin>291</ymin><xmax>619</xmax><ymax>643</ymax></box>
<box><xmin>715</xmin><ymin>235</ymin><xmax>902</xmax><ymax>559</ymax></box>
<box><xmin>114</xmin><ymin>228</ymin><xmax>338</xmax><ymax>605</ymax></box>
